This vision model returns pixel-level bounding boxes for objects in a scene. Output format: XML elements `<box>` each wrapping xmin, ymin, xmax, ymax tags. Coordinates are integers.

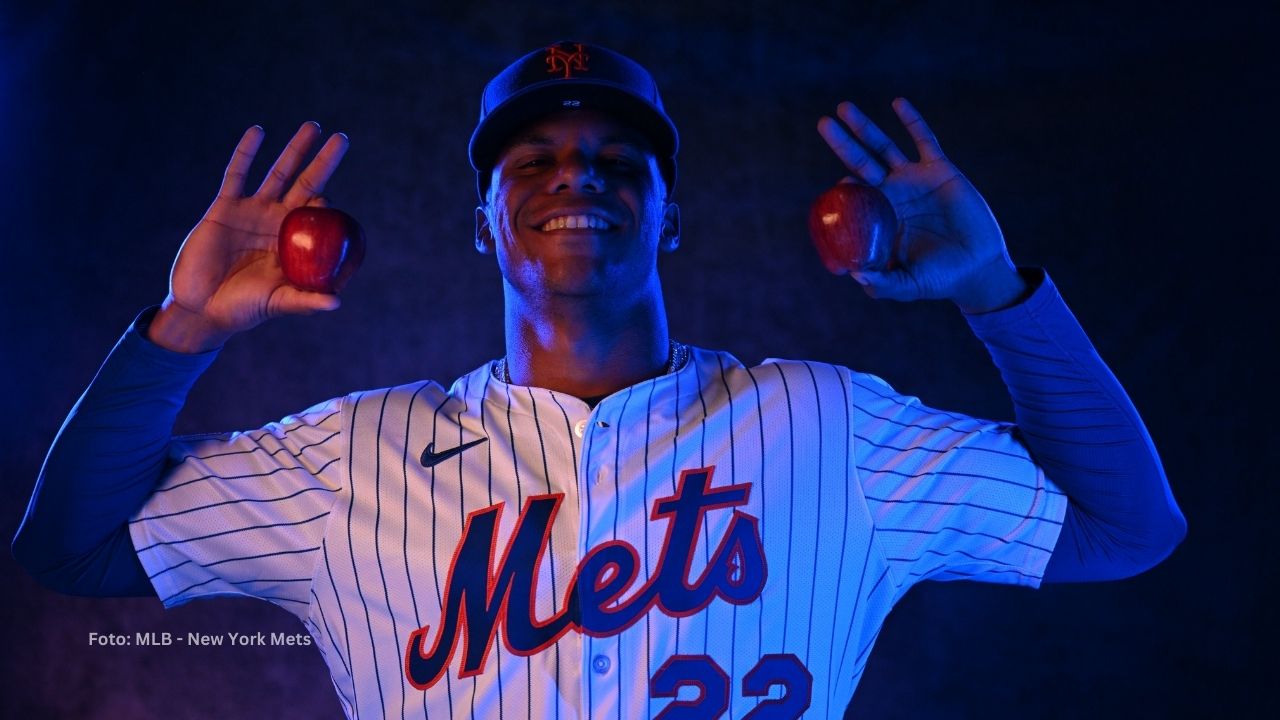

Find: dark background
<box><xmin>1</xmin><ymin>1</ymin><xmax>1270</xmax><ymax>717</ymax></box>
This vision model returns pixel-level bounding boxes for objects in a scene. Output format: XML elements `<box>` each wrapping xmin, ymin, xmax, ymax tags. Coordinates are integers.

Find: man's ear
<box><xmin>475</xmin><ymin>206</ymin><xmax>495</xmax><ymax>255</ymax></box>
<box><xmin>659</xmin><ymin>202</ymin><xmax>681</xmax><ymax>253</ymax></box>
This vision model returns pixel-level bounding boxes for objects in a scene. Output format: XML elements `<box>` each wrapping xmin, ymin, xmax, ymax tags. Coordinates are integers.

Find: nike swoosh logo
<box><xmin>420</xmin><ymin>437</ymin><xmax>488</xmax><ymax>468</ymax></box>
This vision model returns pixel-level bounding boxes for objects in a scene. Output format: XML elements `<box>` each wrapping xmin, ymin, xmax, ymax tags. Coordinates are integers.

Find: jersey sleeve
<box><xmin>127</xmin><ymin>397</ymin><xmax>347</xmax><ymax>615</ymax></box>
<box><xmin>850</xmin><ymin>370</ymin><xmax>1069</xmax><ymax>591</ymax></box>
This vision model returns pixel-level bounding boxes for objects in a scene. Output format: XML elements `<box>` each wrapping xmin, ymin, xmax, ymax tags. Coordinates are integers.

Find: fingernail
<box><xmin>851</xmin><ymin>272</ymin><xmax>870</xmax><ymax>286</ymax></box>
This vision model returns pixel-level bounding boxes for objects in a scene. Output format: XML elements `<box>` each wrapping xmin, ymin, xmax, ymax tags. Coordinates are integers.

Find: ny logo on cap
<box><xmin>545</xmin><ymin>42</ymin><xmax>589</xmax><ymax>79</ymax></box>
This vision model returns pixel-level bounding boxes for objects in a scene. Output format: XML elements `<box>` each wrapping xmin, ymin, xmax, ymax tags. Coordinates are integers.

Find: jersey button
<box><xmin>573</xmin><ymin>419</ymin><xmax>587</xmax><ymax>438</ymax></box>
<box><xmin>591</xmin><ymin>654</ymin><xmax>611</xmax><ymax>674</ymax></box>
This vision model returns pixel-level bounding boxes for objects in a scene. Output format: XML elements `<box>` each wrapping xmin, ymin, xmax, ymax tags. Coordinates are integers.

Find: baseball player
<box><xmin>15</xmin><ymin>41</ymin><xmax>1185</xmax><ymax>718</ymax></box>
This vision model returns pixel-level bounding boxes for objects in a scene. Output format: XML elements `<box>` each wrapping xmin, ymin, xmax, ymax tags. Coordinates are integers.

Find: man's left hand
<box><xmin>817</xmin><ymin>98</ymin><xmax>1026</xmax><ymax>313</ymax></box>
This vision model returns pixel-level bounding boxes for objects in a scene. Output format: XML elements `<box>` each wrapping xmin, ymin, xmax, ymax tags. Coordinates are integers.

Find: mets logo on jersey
<box><xmin>545</xmin><ymin>42</ymin><xmax>589</xmax><ymax>79</ymax></box>
<box><xmin>402</xmin><ymin>465</ymin><xmax>766</xmax><ymax>689</ymax></box>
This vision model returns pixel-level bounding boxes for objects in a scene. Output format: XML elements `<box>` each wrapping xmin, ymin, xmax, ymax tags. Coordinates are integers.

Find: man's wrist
<box><xmin>146</xmin><ymin>299</ymin><xmax>231</xmax><ymax>354</ymax></box>
<box><xmin>952</xmin><ymin>259</ymin><xmax>1030</xmax><ymax>314</ymax></box>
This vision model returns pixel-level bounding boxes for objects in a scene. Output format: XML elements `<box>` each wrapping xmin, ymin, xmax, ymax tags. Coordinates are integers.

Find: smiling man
<box><xmin>15</xmin><ymin>41</ymin><xmax>1185</xmax><ymax>718</ymax></box>
<box><xmin>476</xmin><ymin>107</ymin><xmax>681</xmax><ymax>401</ymax></box>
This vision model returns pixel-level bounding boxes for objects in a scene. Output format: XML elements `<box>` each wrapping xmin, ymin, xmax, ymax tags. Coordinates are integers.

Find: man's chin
<box><xmin>505</xmin><ymin>267</ymin><xmax>613</xmax><ymax>300</ymax></box>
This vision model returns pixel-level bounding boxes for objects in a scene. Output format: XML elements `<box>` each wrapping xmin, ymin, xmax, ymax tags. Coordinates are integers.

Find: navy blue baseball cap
<box><xmin>469</xmin><ymin>41</ymin><xmax>679</xmax><ymax>200</ymax></box>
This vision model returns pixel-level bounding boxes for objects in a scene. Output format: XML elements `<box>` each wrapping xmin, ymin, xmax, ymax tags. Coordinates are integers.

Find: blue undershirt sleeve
<box><xmin>12</xmin><ymin>306</ymin><xmax>219</xmax><ymax>596</ymax></box>
<box><xmin>964</xmin><ymin>268</ymin><xmax>1187</xmax><ymax>582</ymax></box>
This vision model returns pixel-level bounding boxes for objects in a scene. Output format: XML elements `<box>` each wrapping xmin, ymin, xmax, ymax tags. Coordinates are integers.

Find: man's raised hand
<box><xmin>816</xmin><ymin>99</ymin><xmax>1025</xmax><ymax>312</ymax></box>
<box><xmin>149</xmin><ymin>122</ymin><xmax>350</xmax><ymax>352</ymax></box>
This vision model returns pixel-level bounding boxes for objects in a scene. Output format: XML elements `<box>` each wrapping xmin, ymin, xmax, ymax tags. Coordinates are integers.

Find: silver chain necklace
<box><xmin>494</xmin><ymin>339</ymin><xmax>688</xmax><ymax>384</ymax></box>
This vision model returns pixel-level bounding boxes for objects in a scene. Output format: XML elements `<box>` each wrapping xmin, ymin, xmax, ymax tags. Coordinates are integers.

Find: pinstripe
<box><xmin>866</xmin><ymin>564</ymin><xmax>891</xmax><ymax>598</ymax></box>
<box><xmin>713</xmin><ymin>353</ymin><xmax>739</xmax><ymax>693</ymax></box>
<box><xmin>672</xmin><ymin>367</ymin><xmax>682</xmax><ymax>655</ymax></box>
<box><xmin>692</xmin><ymin>357</ymin><xmax>710</xmax><ymax>657</ymax></box>
<box><xmin>477</xmin><ymin>370</ymin><xmax>506</xmax><ymax>720</ymax></box>
<box><xmin>582</xmin><ymin>396</ymin><xmax>597</xmax><ymax>720</ymax></box>
<box><xmin>323</xmin><ymin>541</ymin><xmax>358</xmax><ymax>713</ymax></box>
<box><xmin>612</xmin><ymin>385</ymin><xmax>634</xmax><ymax>719</ymax></box>
<box><xmin>502</xmin><ymin>382</ymin><xmax>532</xmax><ymax>720</ymax></box>
<box><xmin>146</xmin><ymin>545</ymin><xmax>319</xmax><ymax>580</ymax></box>
<box><xmin>174</xmin><ymin>408</ymin><xmax>341</xmax><ymax>455</ymax></box>
<box><xmin>905</xmin><ymin>562</ymin><xmax>1035</xmax><ymax>583</ymax></box>
<box><xmin>379</xmin><ymin>384</ymin><xmax>410</xmax><ymax>719</ymax></box>
<box><xmin>152</xmin><ymin>456</ymin><xmax>342</xmax><ymax>494</ymax></box>
<box><xmin>551</xmin><ymin>389</ymin><xmax>582</xmax><ymax>718</ymax></box>
<box><xmin>134</xmin><ymin>512</ymin><xmax>328</xmax><ymax>553</ymax></box>
<box><xmin>546</xmin><ymin>390</ymin><xmax>580</xmax><ymax>719</ymax></box>
<box><xmin>641</xmin><ymin>378</ymin><xmax>656</xmax><ymax>707</ymax></box>
<box><xmin>454</xmin><ymin>374</ymin><xmax>481</xmax><ymax>720</ymax></box>
<box><xmin>179</xmin><ymin>428</ymin><xmax>339</xmax><ymax>463</ymax></box>
<box><xmin>855</xmin><ymin>407</ymin><xmax>997</xmax><ymax>434</ymax></box>
<box><xmin>852</xmin><ymin>624</ymin><xmax>883</xmax><ymax>673</ymax></box>
<box><xmin>774</xmin><ymin>363</ymin><xmax>796</xmax><ymax>652</ymax></box>
<box><xmin>827</xmin><ymin>368</ymin><xmax>852</xmax><ymax>690</ymax></box>
<box><xmin>858</xmin><ymin>462</ymin><xmax>1065</xmax><ymax>497</ymax></box>
<box><xmin>876</xmin><ymin>525</ymin><xmax>1057</xmax><ymax>553</ymax></box>
<box><xmin>854</xmin><ymin>433</ymin><xmax>1048</xmax><ymax>464</ymax></box>
<box><xmin>525</xmin><ymin>388</ymin><xmax>561</xmax><ymax>720</ymax></box>
<box><xmin>166</xmin><ymin>567</ymin><xmax>319</xmax><ymax>597</ymax></box>
<box><xmin>429</xmin><ymin>390</ymin><xmax>456</xmax><ymax>718</ymax></box>
<box><xmin>743</xmin><ymin>364</ymin><xmax>766</xmax><ymax>708</ymax></box>
<box><xmin>349</xmin><ymin>390</ymin><xmax>389</xmax><ymax>717</ymax></box>
<box><xmin>148</xmin><ymin>558</ymin><xmax>194</xmax><ymax>578</ymax></box>
<box><xmin>850</xmin><ymin>376</ymin><xmax>972</xmax><ymax>421</ymax></box>
<box><xmin>401</xmin><ymin>382</ymin><xmax>437</xmax><ymax>720</ymax></box>
<box><xmin>227</xmin><ymin>575</ymin><xmax>310</xmax><ymax>585</ymax></box>
<box><xmin>838</xmin><ymin>553</ymin><xmax>889</xmax><ymax>682</ymax></box>
<box><xmin>372</xmin><ymin>386</ymin><xmax>408</xmax><ymax>719</ymax></box>
<box><xmin>312</xmin><ymin>587</ymin><xmax>353</xmax><ymax>680</ymax></box>
<box><xmin>548</xmin><ymin>391</ymin><xmax>581</xmax><ymax>472</ymax></box>
<box><xmin>254</xmin><ymin>594</ymin><xmax>310</xmax><ymax>605</ymax></box>
<box><xmin>887</xmin><ymin>546</ymin><xmax>1040</xmax><ymax>569</ymax></box>
<box><xmin>130</xmin><ymin>485</ymin><xmax>338</xmax><ymax>523</ymax></box>
<box><xmin>865</xmin><ymin>494</ymin><xmax>1065</xmax><ymax>524</ymax></box>
<box><xmin>801</xmin><ymin>362</ymin><xmax>823</xmax><ymax>671</ymax></box>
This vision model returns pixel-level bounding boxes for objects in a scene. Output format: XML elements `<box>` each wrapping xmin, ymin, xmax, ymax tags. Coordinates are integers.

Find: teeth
<box><xmin>540</xmin><ymin>214</ymin><xmax>611</xmax><ymax>232</ymax></box>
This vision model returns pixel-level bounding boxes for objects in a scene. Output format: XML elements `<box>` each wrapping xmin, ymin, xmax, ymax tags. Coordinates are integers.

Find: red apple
<box><xmin>278</xmin><ymin>206</ymin><xmax>366</xmax><ymax>293</ymax></box>
<box><xmin>808</xmin><ymin>183</ymin><xmax>897</xmax><ymax>275</ymax></box>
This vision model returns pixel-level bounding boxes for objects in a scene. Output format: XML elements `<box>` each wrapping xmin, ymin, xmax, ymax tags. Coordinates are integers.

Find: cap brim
<box><xmin>469</xmin><ymin>80</ymin><xmax>678</xmax><ymax>187</ymax></box>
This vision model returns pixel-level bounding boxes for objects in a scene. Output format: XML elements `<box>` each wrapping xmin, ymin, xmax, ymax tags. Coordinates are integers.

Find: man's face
<box><xmin>478</xmin><ymin>108</ymin><xmax>678</xmax><ymax>301</ymax></box>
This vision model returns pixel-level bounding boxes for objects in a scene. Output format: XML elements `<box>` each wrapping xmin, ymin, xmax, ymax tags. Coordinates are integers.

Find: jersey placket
<box><xmin>575</xmin><ymin>397</ymin><xmax>624</xmax><ymax>720</ymax></box>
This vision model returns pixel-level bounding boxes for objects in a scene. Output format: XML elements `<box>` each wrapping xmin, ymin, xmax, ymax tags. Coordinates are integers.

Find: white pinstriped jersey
<box><xmin>129</xmin><ymin>346</ymin><xmax>1067</xmax><ymax>719</ymax></box>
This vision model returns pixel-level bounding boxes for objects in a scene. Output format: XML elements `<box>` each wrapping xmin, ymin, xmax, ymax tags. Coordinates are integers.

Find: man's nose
<box><xmin>551</xmin><ymin>152</ymin><xmax>604</xmax><ymax>193</ymax></box>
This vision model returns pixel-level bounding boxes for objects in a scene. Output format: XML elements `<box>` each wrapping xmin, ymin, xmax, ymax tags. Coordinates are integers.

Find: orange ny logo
<box><xmin>545</xmin><ymin>43</ymin><xmax>589</xmax><ymax>79</ymax></box>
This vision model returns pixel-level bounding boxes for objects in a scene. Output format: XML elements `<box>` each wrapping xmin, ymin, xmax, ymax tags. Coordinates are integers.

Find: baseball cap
<box><xmin>469</xmin><ymin>41</ymin><xmax>679</xmax><ymax>200</ymax></box>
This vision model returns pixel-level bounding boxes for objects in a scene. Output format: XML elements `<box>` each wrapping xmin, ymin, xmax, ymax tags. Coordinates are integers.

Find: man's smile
<box><xmin>538</xmin><ymin>214</ymin><xmax>614</xmax><ymax>232</ymax></box>
<box><xmin>530</xmin><ymin>204</ymin><xmax>621</xmax><ymax>234</ymax></box>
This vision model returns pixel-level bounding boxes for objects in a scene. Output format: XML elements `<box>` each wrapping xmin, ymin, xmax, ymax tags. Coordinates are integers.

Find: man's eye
<box><xmin>517</xmin><ymin>157</ymin><xmax>550</xmax><ymax>169</ymax></box>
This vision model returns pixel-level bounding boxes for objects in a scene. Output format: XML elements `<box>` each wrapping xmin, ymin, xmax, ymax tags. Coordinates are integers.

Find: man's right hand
<box><xmin>148</xmin><ymin>122</ymin><xmax>351</xmax><ymax>353</ymax></box>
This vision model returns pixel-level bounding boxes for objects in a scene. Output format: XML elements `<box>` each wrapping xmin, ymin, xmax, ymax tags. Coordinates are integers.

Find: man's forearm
<box><xmin>965</xmin><ymin>269</ymin><xmax>1186</xmax><ymax>581</ymax></box>
<box><xmin>12</xmin><ymin>306</ymin><xmax>219</xmax><ymax>595</ymax></box>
